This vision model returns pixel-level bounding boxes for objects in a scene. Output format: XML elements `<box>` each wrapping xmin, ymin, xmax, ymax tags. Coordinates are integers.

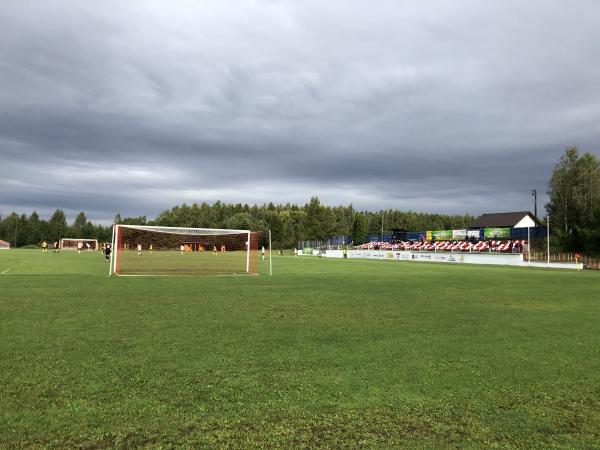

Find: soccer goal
<box><xmin>60</xmin><ymin>238</ymin><xmax>99</xmax><ymax>251</ymax></box>
<box><xmin>109</xmin><ymin>225</ymin><xmax>261</xmax><ymax>276</ymax></box>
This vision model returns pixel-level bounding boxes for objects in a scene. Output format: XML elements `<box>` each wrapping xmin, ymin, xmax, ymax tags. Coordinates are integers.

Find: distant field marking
<box><xmin>1</xmin><ymin>268</ymin><xmax>10</xmax><ymax>274</ymax></box>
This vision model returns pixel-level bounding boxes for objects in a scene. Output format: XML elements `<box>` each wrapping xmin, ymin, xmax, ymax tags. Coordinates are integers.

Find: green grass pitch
<box><xmin>1</xmin><ymin>250</ymin><xmax>599</xmax><ymax>448</ymax></box>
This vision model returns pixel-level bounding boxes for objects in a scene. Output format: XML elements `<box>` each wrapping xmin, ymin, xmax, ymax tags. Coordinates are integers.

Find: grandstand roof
<box><xmin>471</xmin><ymin>212</ymin><xmax>539</xmax><ymax>228</ymax></box>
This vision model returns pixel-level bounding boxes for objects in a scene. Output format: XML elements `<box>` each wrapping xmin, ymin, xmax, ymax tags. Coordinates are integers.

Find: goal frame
<box><xmin>109</xmin><ymin>224</ymin><xmax>255</xmax><ymax>276</ymax></box>
<box><xmin>59</xmin><ymin>238</ymin><xmax>99</xmax><ymax>251</ymax></box>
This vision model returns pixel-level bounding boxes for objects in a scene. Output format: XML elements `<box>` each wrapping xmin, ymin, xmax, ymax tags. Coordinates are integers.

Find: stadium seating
<box><xmin>354</xmin><ymin>240</ymin><xmax>527</xmax><ymax>253</ymax></box>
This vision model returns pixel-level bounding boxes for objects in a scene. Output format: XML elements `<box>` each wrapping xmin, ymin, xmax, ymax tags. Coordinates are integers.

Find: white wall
<box><xmin>345</xmin><ymin>250</ymin><xmax>523</xmax><ymax>265</ymax></box>
<box><xmin>325</xmin><ymin>249</ymin><xmax>585</xmax><ymax>269</ymax></box>
<box><xmin>324</xmin><ymin>250</ymin><xmax>345</xmax><ymax>258</ymax></box>
<box><xmin>525</xmin><ymin>262</ymin><xmax>584</xmax><ymax>270</ymax></box>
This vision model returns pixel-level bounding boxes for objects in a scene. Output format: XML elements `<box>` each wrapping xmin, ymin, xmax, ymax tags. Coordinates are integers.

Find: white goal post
<box><xmin>109</xmin><ymin>225</ymin><xmax>260</xmax><ymax>276</ymax></box>
<box><xmin>60</xmin><ymin>238</ymin><xmax>99</xmax><ymax>251</ymax></box>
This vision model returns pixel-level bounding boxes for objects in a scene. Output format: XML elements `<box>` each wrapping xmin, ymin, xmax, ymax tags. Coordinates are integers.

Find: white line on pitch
<box><xmin>1</xmin><ymin>268</ymin><xmax>10</xmax><ymax>274</ymax></box>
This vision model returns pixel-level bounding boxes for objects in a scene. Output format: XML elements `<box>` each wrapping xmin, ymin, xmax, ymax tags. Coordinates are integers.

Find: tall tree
<box><xmin>351</xmin><ymin>214</ymin><xmax>367</xmax><ymax>244</ymax></box>
<box><xmin>547</xmin><ymin>148</ymin><xmax>580</xmax><ymax>234</ymax></box>
<box><xmin>1</xmin><ymin>213</ymin><xmax>19</xmax><ymax>247</ymax></box>
<box><xmin>73</xmin><ymin>212</ymin><xmax>88</xmax><ymax>238</ymax></box>
<box><xmin>304</xmin><ymin>197</ymin><xmax>327</xmax><ymax>240</ymax></box>
<box><xmin>48</xmin><ymin>209</ymin><xmax>68</xmax><ymax>242</ymax></box>
<box><xmin>28</xmin><ymin>211</ymin><xmax>42</xmax><ymax>245</ymax></box>
<box><xmin>547</xmin><ymin>147</ymin><xmax>600</xmax><ymax>253</ymax></box>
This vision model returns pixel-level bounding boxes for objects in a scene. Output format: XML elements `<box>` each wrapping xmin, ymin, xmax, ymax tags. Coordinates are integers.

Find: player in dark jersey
<box><xmin>104</xmin><ymin>243</ymin><xmax>111</xmax><ymax>262</ymax></box>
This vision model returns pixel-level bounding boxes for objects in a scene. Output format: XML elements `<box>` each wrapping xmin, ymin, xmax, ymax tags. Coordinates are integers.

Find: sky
<box><xmin>1</xmin><ymin>0</ymin><xmax>599</xmax><ymax>224</ymax></box>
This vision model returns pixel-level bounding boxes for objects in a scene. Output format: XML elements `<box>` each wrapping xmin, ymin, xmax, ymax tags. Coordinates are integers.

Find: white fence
<box><xmin>322</xmin><ymin>250</ymin><xmax>583</xmax><ymax>270</ymax></box>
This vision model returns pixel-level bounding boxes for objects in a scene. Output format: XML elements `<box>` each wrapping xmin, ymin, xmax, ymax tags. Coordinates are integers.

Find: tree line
<box><xmin>1</xmin><ymin>147</ymin><xmax>597</xmax><ymax>253</ymax></box>
<box><xmin>0</xmin><ymin>199</ymin><xmax>472</xmax><ymax>249</ymax></box>
<box><xmin>0</xmin><ymin>210</ymin><xmax>111</xmax><ymax>248</ymax></box>
<box><xmin>547</xmin><ymin>147</ymin><xmax>600</xmax><ymax>254</ymax></box>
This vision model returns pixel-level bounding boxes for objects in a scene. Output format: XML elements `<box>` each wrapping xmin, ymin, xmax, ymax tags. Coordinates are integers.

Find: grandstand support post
<box><xmin>546</xmin><ymin>216</ymin><xmax>550</xmax><ymax>266</ymax></box>
<box><xmin>269</xmin><ymin>229</ymin><xmax>272</xmax><ymax>277</ymax></box>
<box><xmin>246</xmin><ymin>231</ymin><xmax>250</xmax><ymax>273</ymax></box>
<box><xmin>109</xmin><ymin>223</ymin><xmax>115</xmax><ymax>276</ymax></box>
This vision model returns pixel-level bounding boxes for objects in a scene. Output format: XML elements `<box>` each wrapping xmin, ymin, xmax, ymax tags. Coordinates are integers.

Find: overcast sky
<box><xmin>1</xmin><ymin>0</ymin><xmax>599</xmax><ymax>223</ymax></box>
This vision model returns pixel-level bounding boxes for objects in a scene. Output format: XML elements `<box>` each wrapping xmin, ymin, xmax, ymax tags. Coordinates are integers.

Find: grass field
<box><xmin>1</xmin><ymin>250</ymin><xmax>599</xmax><ymax>448</ymax></box>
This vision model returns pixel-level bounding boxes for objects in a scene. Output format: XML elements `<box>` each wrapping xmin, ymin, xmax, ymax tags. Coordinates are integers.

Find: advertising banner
<box><xmin>302</xmin><ymin>248</ymin><xmax>313</xmax><ymax>255</ymax></box>
<box><xmin>484</xmin><ymin>227</ymin><xmax>510</xmax><ymax>239</ymax></box>
<box><xmin>467</xmin><ymin>229</ymin><xmax>480</xmax><ymax>239</ymax></box>
<box><xmin>344</xmin><ymin>250</ymin><xmax>523</xmax><ymax>266</ymax></box>
<box><xmin>452</xmin><ymin>229</ymin><xmax>467</xmax><ymax>239</ymax></box>
<box><xmin>432</xmin><ymin>230</ymin><xmax>453</xmax><ymax>240</ymax></box>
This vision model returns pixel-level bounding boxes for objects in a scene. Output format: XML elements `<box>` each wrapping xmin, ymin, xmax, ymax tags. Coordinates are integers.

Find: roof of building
<box><xmin>471</xmin><ymin>211</ymin><xmax>538</xmax><ymax>228</ymax></box>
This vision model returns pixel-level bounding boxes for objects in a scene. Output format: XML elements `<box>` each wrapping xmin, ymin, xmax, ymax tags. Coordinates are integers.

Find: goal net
<box><xmin>60</xmin><ymin>238</ymin><xmax>99</xmax><ymax>251</ymax></box>
<box><xmin>110</xmin><ymin>225</ymin><xmax>260</xmax><ymax>276</ymax></box>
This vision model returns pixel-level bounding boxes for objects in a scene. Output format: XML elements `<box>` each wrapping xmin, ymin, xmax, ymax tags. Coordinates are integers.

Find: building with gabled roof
<box><xmin>471</xmin><ymin>211</ymin><xmax>539</xmax><ymax>229</ymax></box>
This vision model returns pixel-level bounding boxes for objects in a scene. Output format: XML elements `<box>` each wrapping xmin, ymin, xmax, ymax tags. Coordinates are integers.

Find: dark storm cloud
<box><xmin>1</xmin><ymin>0</ymin><xmax>600</xmax><ymax>223</ymax></box>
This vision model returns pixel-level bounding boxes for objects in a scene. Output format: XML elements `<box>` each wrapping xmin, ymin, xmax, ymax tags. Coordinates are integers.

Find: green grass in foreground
<box><xmin>0</xmin><ymin>249</ymin><xmax>599</xmax><ymax>448</ymax></box>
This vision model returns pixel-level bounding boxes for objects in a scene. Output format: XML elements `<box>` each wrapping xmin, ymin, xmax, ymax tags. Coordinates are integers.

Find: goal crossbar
<box><xmin>114</xmin><ymin>225</ymin><xmax>251</xmax><ymax>236</ymax></box>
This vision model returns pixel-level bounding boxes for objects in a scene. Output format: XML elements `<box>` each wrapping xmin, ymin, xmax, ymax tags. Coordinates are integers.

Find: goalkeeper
<box><xmin>104</xmin><ymin>243</ymin><xmax>111</xmax><ymax>262</ymax></box>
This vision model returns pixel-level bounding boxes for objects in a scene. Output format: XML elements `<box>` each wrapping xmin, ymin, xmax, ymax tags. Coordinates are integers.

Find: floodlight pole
<box><xmin>532</xmin><ymin>189</ymin><xmax>537</xmax><ymax>219</ymax></box>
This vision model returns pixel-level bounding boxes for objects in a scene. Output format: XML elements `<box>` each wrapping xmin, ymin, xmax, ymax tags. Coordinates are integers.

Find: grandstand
<box><xmin>296</xmin><ymin>211</ymin><xmax>554</xmax><ymax>265</ymax></box>
<box><xmin>350</xmin><ymin>211</ymin><xmax>544</xmax><ymax>254</ymax></box>
<box><xmin>356</xmin><ymin>239</ymin><xmax>527</xmax><ymax>253</ymax></box>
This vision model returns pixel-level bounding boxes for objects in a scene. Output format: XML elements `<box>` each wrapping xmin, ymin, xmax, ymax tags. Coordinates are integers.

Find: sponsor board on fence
<box><xmin>432</xmin><ymin>230</ymin><xmax>453</xmax><ymax>240</ymax></box>
<box><xmin>451</xmin><ymin>229</ymin><xmax>480</xmax><ymax>240</ymax></box>
<box><xmin>423</xmin><ymin>230</ymin><xmax>474</xmax><ymax>241</ymax></box>
<box><xmin>452</xmin><ymin>229</ymin><xmax>466</xmax><ymax>239</ymax></box>
<box><xmin>325</xmin><ymin>249</ymin><xmax>581</xmax><ymax>269</ymax></box>
<box><xmin>341</xmin><ymin>250</ymin><xmax>523</xmax><ymax>266</ymax></box>
<box><xmin>484</xmin><ymin>227</ymin><xmax>510</xmax><ymax>239</ymax></box>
